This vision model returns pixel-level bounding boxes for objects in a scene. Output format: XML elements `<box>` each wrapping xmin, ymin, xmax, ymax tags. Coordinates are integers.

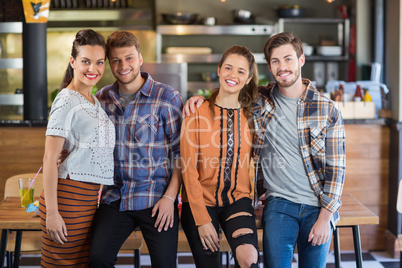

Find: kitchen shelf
<box><xmin>156</xmin><ymin>24</ymin><xmax>277</xmax><ymax>94</ymax></box>
<box><xmin>162</xmin><ymin>53</ymin><xmax>267</xmax><ymax>64</ymax></box>
<box><xmin>277</xmin><ymin>18</ymin><xmax>350</xmax><ymax>85</ymax></box>
<box><xmin>0</xmin><ymin>94</ymin><xmax>23</xmax><ymax>105</ymax></box>
<box><xmin>47</xmin><ymin>9</ymin><xmax>154</xmax><ymax>31</ymax></box>
<box><xmin>305</xmin><ymin>55</ymin><xmax>349</xmax><ymax>61</ymax></box>
<box><xmin>278</xmin><ymin>18</ymin><xmax>347</xmax><ymax>24</ymax></box>
<box><xmin>0</xmin><ymin>22</ymin><xmax>23</xmax><ymax>71</ymax></box>
<box><xmin>0</xmin><ymin>22</ymin><xmax>22</xmax><ymax>33</ymax></box>
<box><xmin>278</xmin><ymin>18</ymin><xmax>350</xmax><ymax>60</ymax></box>
<box><xmin>0</xmin><ymin>58</ymin><xmax>23</xmax><ymax>69</ymax></box>
<box><xmin>0</xmin><ymin>21</ymin><xmax>23</xmax><ymax>116</ymax></box>
<box><xmin>157</xmin><ymin>24</ymin><xmax>276</xmax><ymax>62</ymax></box>
<box><xmin>157</xmin><ymin>24</ymin><xmax>276</xmax><ymax>35</ymax></box>
<box><xmin>160</xmin><ymin>47</ymin><xmax>342</xmax><ymax>64</ymax></box>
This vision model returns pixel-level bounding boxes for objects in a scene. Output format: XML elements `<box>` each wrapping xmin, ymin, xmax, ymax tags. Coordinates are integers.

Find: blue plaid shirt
<box><xmin>96</xmin><ymin>72</ymin><xmax>183</xmax><ymax>211</ymax></box>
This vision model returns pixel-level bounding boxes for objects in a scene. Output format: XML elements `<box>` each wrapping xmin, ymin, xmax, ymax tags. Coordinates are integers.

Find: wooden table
<box><xmin>0</xmin><ymin>193</ymin><xmax>379</xmax><ymax>268</ymax></box>
<box><xmin>334</xmin><ymin>193</ymin><xmax>379</xmax><ymax>268</ymax></box>
<box><xmin>0</xmin><ymin>197</ymin><xmax>41</xmax><ymax>268</ymax></box>
<box><xmin>0</xmin><ymin>197</ymin><xmax>142</xmax><ymax>268</ymax></box>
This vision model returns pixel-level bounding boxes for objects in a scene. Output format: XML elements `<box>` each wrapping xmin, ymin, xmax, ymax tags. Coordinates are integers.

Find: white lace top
<box><xmin>46</xmin><ymin>88</ymin><xmax>115</xmax><ymax>185</ymax></box>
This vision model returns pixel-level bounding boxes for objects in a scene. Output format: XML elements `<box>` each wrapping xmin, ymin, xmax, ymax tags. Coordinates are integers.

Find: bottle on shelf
<box><xmin>332</xmin><ymin>82</ymin><xmax>344</xmax><ymax>101</ymax></box>
<box><xmin>353</xmin><ymin>84</ymin><xmax>363</xmax><ymax>102</ymax></box>
<box><xmin>363</xmin><ymin>88</ymin><xmax>372</xmax><ymax>102</ymax></box>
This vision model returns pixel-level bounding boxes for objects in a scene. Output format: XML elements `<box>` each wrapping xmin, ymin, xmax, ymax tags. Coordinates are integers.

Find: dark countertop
<box><xmin>0</xmin><ymin>120</ymin><xmax>48</xmax><ymax>127</ymax></box>
<box><xmin>343</xmin><ymin>118</ymin><xmax>390</xmax><ymax>125</ymax></box>
<box><xmin>0</xmin><ymin>118</ymin><xmax>391</xmax><ymax>127</ymax></box>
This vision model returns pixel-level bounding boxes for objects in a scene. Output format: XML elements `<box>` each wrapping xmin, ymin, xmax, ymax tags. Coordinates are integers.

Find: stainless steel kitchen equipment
<box><xmin>201</xmin><ymin>17</ymin><xmax>217</xmax><ymax>26</ymax></box>
<box><xmin>276</xmin><ymin>6</ymin><xmax>304</xmax><ymax>18</ymax></box>
<box><xmin>0</xmin><ymin>22</ymin><xmax>24</xmax><ymax>120</ymax></box>
<box><xmin>233</xmin><ymin>9</ymin><xmax>255</xmax><ymax>24</ymax></box>
<box><xmin>141</xmin><ymin>62</ymin><xmax>188</xmax><ymax>100</ymax></box>
<box><xmin>161</xmin><ymin>13</ymin><xmax>198</xmax><ymax>25</ymax></box>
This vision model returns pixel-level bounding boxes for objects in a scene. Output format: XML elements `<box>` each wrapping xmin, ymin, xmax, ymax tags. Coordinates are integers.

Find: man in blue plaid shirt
<box><xmin>89</xmin><ymin>31</ymin><xmax>183</xmax><ymax>268</ymax></box>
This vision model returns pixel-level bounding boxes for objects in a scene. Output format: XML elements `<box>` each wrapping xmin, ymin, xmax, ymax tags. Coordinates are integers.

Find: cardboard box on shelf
<box><xmin>354</xmin><ymin>102</ymin><xmax>376</xmax><ymax>119</ymax></box>
<box><xmin>336</xmin><ymin>101</ymin><xmax>354</xmax><ymax>119</ymax></box>
<box><xmin>335</xmin><ymin>101</ymin><xmax>376</xmax><ymax>119</ymax></box>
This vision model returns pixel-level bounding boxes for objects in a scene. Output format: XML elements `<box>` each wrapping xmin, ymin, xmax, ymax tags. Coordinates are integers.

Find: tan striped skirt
<box><xmin>39</xmin><ymin>178</ymin><xmax>100</xmax><ymax>267</ymax></box>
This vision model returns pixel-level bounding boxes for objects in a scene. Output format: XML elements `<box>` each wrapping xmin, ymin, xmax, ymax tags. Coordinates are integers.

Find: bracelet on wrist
<box><xmin>163</xmin><ymin>194</ymin><xmax>175</xmax><ymax>202</ymax></box>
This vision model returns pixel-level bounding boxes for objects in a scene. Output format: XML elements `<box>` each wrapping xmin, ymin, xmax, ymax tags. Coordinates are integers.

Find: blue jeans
<box><xmin>262</xmin><ymin>196</ymin><xmax>332</xmax><ymax>268</ymax></box>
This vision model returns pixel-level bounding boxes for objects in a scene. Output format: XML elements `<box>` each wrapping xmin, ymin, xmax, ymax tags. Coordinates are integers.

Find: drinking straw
<box><xmin>21</xmin><ymin>166</ymin><xmax>42</xmax><ymax>201</ymax></box>
<box><xmin>30</xmin><ymin>166</ymin><xmax>42</xmax><ymax>188</ymax></box>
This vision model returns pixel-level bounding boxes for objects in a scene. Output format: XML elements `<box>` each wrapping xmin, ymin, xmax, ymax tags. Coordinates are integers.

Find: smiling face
<box><xmin>108</xmin><ymin>46</ymin><xmax>143</xmax><ymax>86</ymax></box>
<box><xmin>217</xmin><ymin>53</ymin><xmax>252</xmax><ymax>97</ymax></box>
<box><xmin>70</xmin><ymin>45</ymin><xmax>105</xmax><ymax>89</ymax></box>
<box><xmin>268</xmin><ymin>43</ymin><xmax>305</xmax><ymax>89</ymax></box>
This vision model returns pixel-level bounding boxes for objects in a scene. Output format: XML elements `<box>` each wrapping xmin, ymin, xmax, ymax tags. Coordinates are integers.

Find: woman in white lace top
<box><xmin>39</xmin><ymin>29</ymin><xmax>115</xmax><ymax>267</ymax></box>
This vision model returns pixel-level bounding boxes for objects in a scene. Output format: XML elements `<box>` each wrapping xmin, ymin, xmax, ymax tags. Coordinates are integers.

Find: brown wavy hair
<box><xmin>263</xmin><ymin>32</ymin><xmax>304</xmax><ymax>67</ymax></box>
<box><xmin>59</xmin><ymin>29</ymin><xmax>106</xmax><ymax>91</ymax></box>
<box><xmin>208</xmin><ymin>45</ymin><xmax>258</xmax><ymax>129</ymax></box>
<box><xmin>105</xmin><ymin>31</ymin><xmax>141</xmax><ymax>59</ymax></box>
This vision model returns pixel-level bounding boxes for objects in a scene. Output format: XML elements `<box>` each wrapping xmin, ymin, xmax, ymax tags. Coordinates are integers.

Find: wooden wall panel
<box><xmin>0</xmin><ymin>128</ymin><xmax>45</xmax><ymax>201</ymax></box>
<box><xmin>339</xmin><ymin>124</ymin><xmax>390</xmax><ymax>251</ymax></box>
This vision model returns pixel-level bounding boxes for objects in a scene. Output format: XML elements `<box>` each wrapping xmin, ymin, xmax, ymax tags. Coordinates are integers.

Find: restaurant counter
<box><xmin>343</xmin><ymin>118</ymin><xmax>390</xmax><ymax>125</ymax></box>
<box><xmin>0</xmin><ymin>119</ymin><xmax>392</xmax><ymax>252</ymax></box>
<box><xmin>0</xmin><ymin>120</ymin><xmax>47</xmax><ymax>127</ymax></box>
<box><xmin>0</xmin><ymin>118</ymin><xmax>390</xmax><ymax>127</ymax></box>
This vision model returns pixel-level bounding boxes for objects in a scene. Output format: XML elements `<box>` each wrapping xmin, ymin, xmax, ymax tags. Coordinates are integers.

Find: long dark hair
<box><xmin>59</xmin><ymin>29</ymin><xmax>106</xmax><ymax>91</ymax></box>
<box><xmin>208</xmin><ymin>45</ymin><xmax>258</xmax><ymax>129</ymax></box>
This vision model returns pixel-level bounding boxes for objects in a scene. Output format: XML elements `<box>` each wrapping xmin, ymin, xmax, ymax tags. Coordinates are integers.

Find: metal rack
<box><xmin>277</xmin><ymin>18</ymin><xmax>350</xmax><ymax>61</ymax></box>
<box><xmin>156</xmin><ymin>24</ymin><xmax>276</xmax><ymax>63</ymax></box>
<box><xmin>156</xmin><ymin>24</ymin><xmax>277</xmax><ymax>91</ymax></box>
<box><xmin>0</xmin><ymin>22</ymin><xmax>23</xmax><ymax>70</ymax></box>
<box><xmin>0</xmin><ymin>22</ymin><xmax>23</xmax><ymax>107</ymax></box>
<box><xmin>156</xmin><ymin>19</ymin><xmax>350</xmax><ymax>91</ymax></box>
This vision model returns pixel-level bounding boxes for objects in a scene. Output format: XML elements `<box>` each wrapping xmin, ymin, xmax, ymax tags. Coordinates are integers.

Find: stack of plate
<box><xmin>316</xmin><ymin>46</ymin><xmax>342</xmax><ymax>56</ymax></box>
<box><xmin>166</xmin><ymin>47</ymin><xmax>212</xmax><ymax>54</ymax></box>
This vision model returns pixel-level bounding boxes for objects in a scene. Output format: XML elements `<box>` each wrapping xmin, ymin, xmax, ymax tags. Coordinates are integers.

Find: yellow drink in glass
<box><xmin>19</xmin><ymin>188</ymin><xmax>34</xmax><ymax>208</ymax></box>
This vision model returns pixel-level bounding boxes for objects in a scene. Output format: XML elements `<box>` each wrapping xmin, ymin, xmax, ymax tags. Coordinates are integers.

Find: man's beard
<box><xmin>116</xmin><ymin>68</ymin><xmax>140</xmax><ymax>85</ymax></box>
<box><xmin>274</xmin><ymin>67</ymin><xmax>300</xmax><ymax>88</ymax></box>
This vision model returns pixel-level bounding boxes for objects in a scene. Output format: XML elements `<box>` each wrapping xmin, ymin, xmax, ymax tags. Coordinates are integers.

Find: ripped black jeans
<box><xmin>181</xmin><ymin>197</ymin><xmax>259</xmax><ymax>268</ymax></box>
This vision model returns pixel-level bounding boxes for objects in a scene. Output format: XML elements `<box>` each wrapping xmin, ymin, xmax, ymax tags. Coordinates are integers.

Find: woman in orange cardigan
<box><xmin>180</xmin><ymin>45</ymin><xmax>259</xmax><ymax>268</ymax></box>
